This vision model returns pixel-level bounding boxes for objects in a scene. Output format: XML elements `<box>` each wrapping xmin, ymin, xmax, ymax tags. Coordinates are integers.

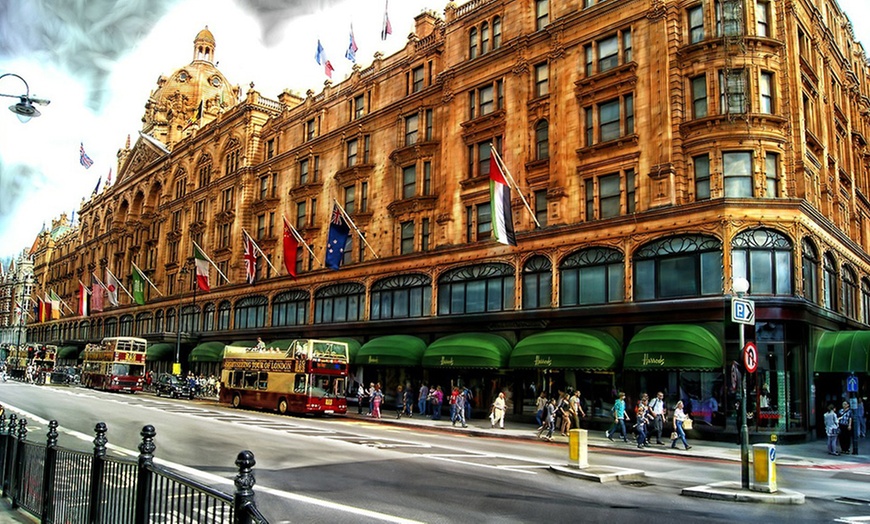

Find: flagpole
<box><xmin>242</xmin><ymin>229</ymin><xmax>279</xmax><ymax>273</ymax></box>
<box><xmin>105</xmin><ymin>267</ymin><xmax>134</xmax><ymax>300</ymax></box>
<box><xmin>78</xmin><ymin>279</ymin><xmax>92</xmax><ymax>295</ymax></box>
<box><xmin>51</xmin><ymin>290</ymin><xmax>75</xmax><ymax>315</ymax></box>
<box><xmin>92</xmin><ymin>271</ymin><xmax>108</xmax><ymax>291</ymax></box>
<box><xmin>333</xmin><ymin>199</ymin><xmax>379</xmax><ymax>259</ymax></box>
<box><xmin>283</xmin><ymin>215</ymin><xmax>322</xmax><ymax>266</ymax></box>
<box><xmin>490</xmin><ymin>145</ymin><xmax>542</xmax><ymax>229</ymax></box>
<box><xmin>192</xmin><ymin>240</ymin><xmax>230</xmax><ymax>284</ymax></box>
<box><xmin>132</xmin><ymin>262</ymin><xmax>164</xmax><ymax>297</ymax></box>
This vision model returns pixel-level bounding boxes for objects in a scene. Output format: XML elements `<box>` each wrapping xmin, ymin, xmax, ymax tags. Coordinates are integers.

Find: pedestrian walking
<box><xmin>538</xmin><ymin>398</ymin><xmax>556</xmax><ymax>441</ymax></box>
<box><xmin>449</xmin><ymin>387</ymin><xmax>460</xmax><ymax>422</ymax></box>
<box><xmin>462</xmin><ymin>385</ymin><xmax>474</xmax><ymax>421</ymax></box>
<box><xmin>838</xmin><ymin>401</ymin><xmax>853</xmax><ymax>454</ymax></box>
<box><xmin>403</xmin><ymin>385</ymin><xmax>414</xmax><ymax>417</ymax></box>
<box><xmin>670</xmin><ymin>400</ymin><xmax>691</xmax><ymax>450</ymax></box>
<box><xmin>570</xmin><ymin>390</ymin><xmax>586</xmax><ymax>429</ymax></box>
<box><xmin>605</xmin><ymin>392</ymin><xmax>629</xmax><ymax>442</ymax></box>
<box><xmin>453</xmin><ymin>388</ymin><xmax>467</xmax><ymax>427</ymax></box>
<box><xmin>559</xmin><ymin>395</ymin><xmax>573</xmax><ymax>436</ymax></box>
<box><xmin>856</xmin><ymin>398</ymin><xmax>865</xmax><ymax>439</ymax></box>
<box><xmin>824</xmin><ymin>404</ymin><xmax>840</xmax><ymax>455</ymax></box>
<box><xmin>366</xmin><ymin>382</ymin><xmax>376</xmax><ymax>415</ymax></box>
<box><xmin>371</xmin><ymin>384</ymin><xmax>383</xmax><ymax>419</ymax></box>
<box><xmin>535</xmin><ymin>391</ymin><xmax>548</xmax><ymax>428</ymax></box>
<box><xmin>491</xmin><ymin>392</ymin><xmax>506</xmax><ymax>429</ymax></box>
<box><xmin>635</xmin><ymin>403</ymin><xmax>650</xmax><ymax>449</ymax></box>
<box><xmin>649</xmin><ymin>391</ymin><xmax>667</xmax><ymax>445</ymax></box>
<box><xmin>395</xmin><ymin>385</ymin><xmax>405</xmax><ymax>419</ymax></box>
<box><xmin>418</xmin><ymin>383</ymin><xmax>429</xmax><ymax>416</ymax></box>
<box><xmin>356</xmin><ymin>382</ymin><xmax>368</xmax><ymax>414</ymax></box>
<box><xmin>430</xmin><ymin>385</ymin><xmax>443</xmax><ymax>420</ymax></box>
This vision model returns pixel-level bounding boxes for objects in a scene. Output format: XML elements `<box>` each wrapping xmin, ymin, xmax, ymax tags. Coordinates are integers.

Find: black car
<box><xmin>154</xmin><ymin>373</ymin><xmax>194</xmax><ymax>399</ymax></box>
<box><xmin>50</xmin><ymin>366</ymin><xmax>80</xmax><ymax>385</ymax></box>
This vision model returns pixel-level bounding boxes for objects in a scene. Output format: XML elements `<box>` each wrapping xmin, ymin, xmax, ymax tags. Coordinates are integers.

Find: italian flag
<box><xmin>193</xmin><ymin>244</ymin><xmax>211</xmax><ymax>292</ymax></box>
<box><xmin>489</xmin><ymin>155</ymin><xmax>517</xmax><ymax>246</ymax></box>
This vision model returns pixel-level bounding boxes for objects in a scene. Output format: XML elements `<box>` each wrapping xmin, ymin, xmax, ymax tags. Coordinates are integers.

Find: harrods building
<box><xmin>14</xmin><ymin>0</ymin><xmax>870</xmax><ymax>441</ymax></box>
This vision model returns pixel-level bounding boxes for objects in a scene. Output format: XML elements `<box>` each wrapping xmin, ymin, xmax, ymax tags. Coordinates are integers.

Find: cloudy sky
<box><xmin>1</xmin><ymin>0</ymin><xmax>870</xmax><ymax>265</ymax></box>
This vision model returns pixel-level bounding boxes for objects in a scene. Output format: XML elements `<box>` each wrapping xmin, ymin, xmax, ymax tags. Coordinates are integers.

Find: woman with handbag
<box><xmin>824</xmin><ymin>404</ymin><xmax>840</xmax><ymax>455</ymax></box>
<box><xmin>670</xmin><ymin>400</ymin><xmax>692</xmax><ymax>450</ymax></box>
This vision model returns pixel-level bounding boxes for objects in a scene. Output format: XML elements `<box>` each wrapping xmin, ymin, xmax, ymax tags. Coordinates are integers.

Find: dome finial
<box><xmin>193</xmin><ymin>27</ymin><xmax>216</xmax><ymax>63</ymax></box>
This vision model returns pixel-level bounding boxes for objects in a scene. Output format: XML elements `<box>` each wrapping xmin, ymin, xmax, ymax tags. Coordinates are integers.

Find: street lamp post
<box><xmin>732</xmin><ymin>277</ymin><xmax>751</xmax><ymax>489</ymax></box>
<box><xmin>173</xmin><ymin>260</ymin><xmax>194</xmax><ymax>377</ymax></box>
<box><xmin>0</xmin><ymin>73</ymin><xmax>50</xmax><ymax>123</ymax></box>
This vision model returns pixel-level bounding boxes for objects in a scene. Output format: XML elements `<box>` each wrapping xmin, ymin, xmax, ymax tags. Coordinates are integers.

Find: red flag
<box><xmin>243</xmin><ymin>234</ymin><xmax>258</xmax><ymax>284</ymax></box>
<box><xmin>283</xmin><ymin>217</ymin><xmax>298</xmax><ymax>278</ymax></box>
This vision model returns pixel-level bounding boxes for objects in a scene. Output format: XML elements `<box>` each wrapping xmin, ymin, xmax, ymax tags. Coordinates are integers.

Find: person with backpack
<box><xmin>606</xmin><ymin>391</ymin><xmax>629</xmax><ymax>442</ymax></box>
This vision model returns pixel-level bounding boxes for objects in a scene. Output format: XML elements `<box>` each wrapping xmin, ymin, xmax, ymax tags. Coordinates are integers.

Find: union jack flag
<box><xmin>243</xmin><ymin>234</ymin><xmax>257</xmax><ymax>285</ymax></box>
<box><xmin>80</xmin><ymin>143</ymin><xmax>94</xmax><ymax>169</ymax></box>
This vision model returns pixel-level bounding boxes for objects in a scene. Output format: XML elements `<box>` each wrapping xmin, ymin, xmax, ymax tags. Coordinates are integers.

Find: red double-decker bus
<box><xmin>81</xmin><ymin>337</ymin><xmax>146</xmax><ymax>392</ymax></box>
<box><xmin>220</xmin><ymin>339</ymin><xmax>348</xmax><ymax>415</ymax></box>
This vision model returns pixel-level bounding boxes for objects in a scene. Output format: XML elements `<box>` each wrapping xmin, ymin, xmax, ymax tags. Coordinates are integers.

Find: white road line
<box><xmin>423</xmin><ymin>455</ymin><xmax>538</xmax><ymax>475</ymax></box>
<box><xmin>3</xmin><ymin>403</ymin><xmax>424</xmax><ymax>524</ymax></box>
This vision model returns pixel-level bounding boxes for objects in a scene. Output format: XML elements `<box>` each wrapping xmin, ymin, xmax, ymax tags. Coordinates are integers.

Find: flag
<box><xmin>106</xmin><ymin>168</ymin><xmax>112</xmax><ymax>186</ymax></box>
<box><xmin>345</xmin><ymin>25</ymin><xmax>359</xmax><ymax>63</ymax></box>
<box><xmin>78</xmin><ymin>282</ymin><xmax>89</xmax><ymax>317</ymax></box>
<box><xmin>283</xmin><ymin>217</ymin><xmax>299</xmax><ymax>278</ymax></box>
<box><xmin>193</xmin><ymin>243</ymin><xmax>211</xmax><ymax>292</ymax></box>
<box><xmin>80</xmin><ymin>143</ymin><xmax>94</xmax><ymax>169</ymax></box>
<box><xmin>70</xmin><ymin>209</ymin><xmax>75</xmax><ymax>226</ymax></box>
<box><xmin>489</xmin><ymin>155</ymin><xmax>517</xmax><ymax>246</ymax></box>
<box><xmin>131</xmin><ymin>265</ymin><xmax>146</xmax><ymax>305</ymax></box>
<box><xmin>105</xmin><ymin>269</ymin><xmax>120</xmax><ymax>307</ymax></box>
<box><xmin>315</xmin><ymin>40</ymin><xmax>334</xmax><ymax>78</ymax></box>
<box><xmin>243</xmin><ymin>234</ymin><xmax>257</xmax><ymax>284</ymax></box>
<box><xmin>92</xmin><ymin>175</ymin><xmax>101</xmax><ymax>195</ymax></box>
<box><xmin>37</xmin><ymin>297</ymin><xmax>48</xmax><ymax>323</ymax></box>
<box><xmin>91</xmin><ymin>278</ymin><xmax>104</xmax><ymax>313</ymax></box>
<box><xmin>188</xmin><ymin>99</ymin><xmax>203</xmax><ymax>124</ymax></box>
<box><xmin>381</xmin><ymin>0</ymin><xmax>392</xmax><ymax>40</ymax></box>
<box><xmin>49</xmin><ymin>290</ymin><xmax>61</xmax><ymax>320</ymax></box>
<box><xmin>325</xmin><ymin>203</ymin><xmax>351</xmax><ymax>270</ymax></box>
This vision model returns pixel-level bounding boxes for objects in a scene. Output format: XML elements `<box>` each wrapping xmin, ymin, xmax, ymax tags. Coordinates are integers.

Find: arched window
<box><xmin>437</xmin><ymin>263</ymin><xmax>515</xmax><ymax>315</ymax></box>
<box><xmin>234</xmin><ymin>296</ymin><xmax>268</xmax><ymax>329</ymax></box>
<box><xmin>104</xmin><ymin>318</ymin><xmax>118</xmax><ymax>338</ymax></box>
<box><xmin>371</xmin><ymin>274</ymin><xmax>432</xmax><ymax>320</ymax></box>
<box><xmin>78</xmin><ymin>321</ymin><xmax>89</xmax><ymax>339</ymax></box>
<box><xmin>272</xmin><ymin>290</ymin><xmax>309</xmax><ymax>326</ymax></box>
<box><xmin>119</xmin><ymin>315</ymin><xmax>134</xmax><ymax>337</ymax></box>
<box><xmin>94</xmin><ymin>319</ymin><xmax>103</xmax><ymax>340</ymax></box>
<box><xmin>522</xmin><ymin>256</ymin><xmax>552</xmax><ymax>309</ymax></box>
<box><xmin>217</xmin><ymin>301</ymin><xmax>231</xmax><ymax>331</ymax></box>
<box><xmin>634</xmin><ymin>235</ymin><xmax>722</xmax><ymax>300</ymax></box>
<box><xmin>315</xmin><ymin>283</ymin><xmax>365</xmax><ymax>323</ymax></box>
<box><xmin>135</xmin><ymin>312</ymin><xmax>152</xmax><ymax>336</ymax></box>
<box><xmin>823</xmin><ymin>253</ymin><xmax>837</xmax><ymax>311</ymax></box>
<box><xmin>181</xmin><ymin>305</ymin><xmax>200</xmax><ymax>332</ymax></box>
<box><xmin>202</xmin><ymin>302</ymin><xmax>216</xmax><ymax>332</ymax></box>
<box><xmin>481</xmin><ymin>22</ymin><xmax>490</xmax><ymax>54</ymax></box>
<box><xmin>493</xmin><ymin>16</ymin><xmax>502</xmax><ymax>48</ymax></box>
<box><xmin>469</xmin><ymin>27</ymin><xmax>478</xmax><ymax>59</ymax></box>
<box><xmin>731</xmin><ymin>228</ymin><xmax>792</xmax><ymax>295</ymax></box>
<box><xmin>51</xmin><ymin>324</ymin><xmax>59</xmax><ymax>340</ymax></box>
<box><xmin>841</xmin><ymin>265</ymin><xmax>858</xmax><ymax>319</ymax></box>
<box><xmin>801</xmin><ymin>238</ymin><xmax>819</xmax><ymax>303</ymax></box>
<box><xmin>561</xmin><ymin>247</ymin><xmax>624</xmax><ymax>305</ymax></box>
<box><xmin>861</xmin><ymin>278</ymin><xmax>870</xmax><ymax>325</ymax></box>
<box><xmin>154</xmin><ymin>310</ymin><xmax>164</xmax><ymax>332</ymax></box>
<box><xmin>535</xmin><ymin>120</ymin><xmax>549</xmax><ymax>160</ymax></box>
<box><xmin>166</xmin><ymin>308</ymin><xmax>176</xmax><ymax>332</ymax></box>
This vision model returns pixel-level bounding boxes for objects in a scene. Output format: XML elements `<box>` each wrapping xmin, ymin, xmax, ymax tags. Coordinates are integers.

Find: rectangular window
<box><xmin>400</xmin><ymin>221</ymin><xmax>414</xmax><ymax>254</ymax></box>
<box><xmin>221</xmin><ymin>187</ymin><xmax>234</xmax><ymax>211</ymax></box>
<box><xmin>585</xmin><ymin>179</ymin><xmax>595</xmax><ymax>221</ymax></box>
<box><xmin>425</xmin><ymin>109</ymin><xmax>433</xmax><ymax>141</ymax></box>
<box><xmin>219</xmin><ymin>223</ymin><xmax>230</xmax><ymax>248</ymax></box>
<box><xmin>299</xmin><ymin>159</ymin><xmax>309</xmax><ymax>185</ymax></box>
<box><xmin>585</xmin><ymin>107</ymin><xmax>593</xmax><ymax>146</ymax></box>
<box><xmin>535</xmin><ymin>0</ymin><xmax>549</xmax><ymax>30</ymax></box>
<box><xmin>764</xmin><ymin>152</ymin><xmax>778</xmax><ymax>198</ymax></box>
<box><xmin>172</xmin><ymin>210</ymin><xmax>182</xmax><ymax>231</ymax></box>
<box><xmin>756</xmin><ymin>0</ymin><xmax>769</xmax><ymax>37</ymax></box>
<box><xmin>723</xmin><ymin>151</ymin><xmax>753</xmax><ymax>197</ymax></box>
<box><xmin>360</xmin><ymin>182</ymin><xmax>368</xmax><ymax>212</ymax></box>
<box><xmin>296</xmin><ymin>201</ymin><xmax>307</xmax><ymax>228</ymax></box>
<box><xmin>258</xmin><ymin>175</ymin><xmax>269</xmax><ymax>200</ymax></box>
<box><xmin>584</xmin><ymin>44</ymin><xmax>593</xmax><ymax>76</ymax></box>
<box><xmin>313</xmin><ymin>156</ymin><xmax>320</xmax><ymax>182</ymax></box>
<box><xmin>720</xmin><ymin>70</ymin><xmax>747</xmax><ymax>114</ymax></box>
<box><xmin>344</xmin><ymin>185</ymin><xmax>356</xmax><ymax>214</ymax></box>
<box><xmin>353</xmin><ymin>94</ymin><xmax>365</xmax><ymax>120</ymax></box>
<box><xmin>195</xmin><ymin>200</ymin><xmax>206</xmax><ymax>222</ymax></box>
<box><xmin>598</xmin><ymin>35</ymin><xmax>619</xmax><ymax>73</ymax></box>
<box><xmin>534</xmin><ymin>62</ymin><xmax>549</xmax><ymax>97</ymax></box>
<box><xmin>599</xmin><ymin>174</ymin><xmax>621</xmax><ymax>219</ymax></box>
<box><xmin>599</xmin><ymin>99</ymin><xmax>621</xmax><ymax>142</ymax></box>
<box><xmin>689</xmin><ymin>5</ymin><xmax>704</xmax><ymax>44</ymax></box>
<box><xmin>412</xmin><ymin>66</ymin><xmax>424</xmax><ymax>93</ymax></box>
<box><xmin>626</xmin><ymin>169</ymin><xmax>636</xmax><ymax>214</ymax></box>
<box><xmin>694</xmin><ymin>154</ymin><xmax>711</xmax><ymax>200</ymax></box>
<box><xmin>624</xmin><ymin>94</ymin><xmax>634</xmax><ymax>134</ymax></box>
<box><xmin>266</xmin><ymin>139</ymin><xmax>275</xmax><ymax>159</ymax></box>
<box><xmin>421</xmin><ymin>218</ymin><xmax>430</xmax><ymax>251</ymax></box>
<box><xmin>534</xmin><ymin>189</ymin><xmax>548</xmax><ymax>226</ymax></box>
<box><xmin>175</xmin><ymin>178</ymin><xmax>186</xmax><ymax>199</ymax></box>
<box><xmin>347</xmin><ymin>138</ymin><xmax>359</xmax><ymax>167</ymax></box>
<box><xmin>692</xmin><ymin>75</ymin><xmax>707</xmax><ymax>118</ymax></box>
<box><xmin>478</xmin><ymin>142</ymin><xmax>492</xmax><ymax>177</ymax></box>
<box><xmin>363</xmin><ymin>135</ymin><xmax>371</xmax><ymax>163</ymax></box>
<box><xmin>403</xmin><ymin>165</ymin><xmax>416</xmax><ymax>199</ymax></box>
<box><xmin>304</xmin><ymin>119</ymin><xmax>315</xmax><ymax>141</ymax></box>
<box><xmin>476</xmin><ymin>202</ymin><xmax>492</xmax><ymax>240</ymax></box>
<box><xmin>479</xmin><ymin>84</ymin><xmax>494</xmax><ymax>115</ymax></box>
<box><xmin>405</xmin><ymin>114</ymin><xmax>419</xmax><ymax>146</ymax></box>
<box><xmin>423</xmin><ymin>161</ymin><xmax>431</xmax><ymax>195</ymax></box>
<box><xmin>623</xmin><ymin>30</ymin><xmax>632</xmax><ymax>63</ymax></box>
<box><xmin>257</xmin><ymin>214</ymin><xmax>266</xmax><ymax>240</ymax></box>
<box><xmin>760</xmin><ymin>72</ymin><xmax>773</xmax><ymax>113</ymax></box>
<box><xmin>716</xmin><ymin>0</ymin><xmax>744</xmax><ymax>36</ymax></box>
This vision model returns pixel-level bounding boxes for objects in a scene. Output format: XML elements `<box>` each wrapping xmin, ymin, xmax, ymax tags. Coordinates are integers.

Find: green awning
<box><xmin>329</xmin><ymin>337</ymin><xmax>362</xmax><ymax>363</ymax></box>
<box><xmin>357</xmin><ymin>335</ymin><xmax>426</xmax><ymax>366</ymax></box>
<box><xmin>422</xmin><ymin>333</ymin><xmax>512</xmax><ymax>369</ymax></box>
<box><xmin>815</xmin><ymin>331</ymin><xmax>870</xmax><ymax>373</ymax></box>
<box><xmin>230</xmin><ymin>340</ymin><xmax>258</xmax><ymax>350</ymax></box>
<box><xmin>510</xmin><ymin>330</ymin><xmax>621</xmax><ymax>370</ymax></box>
<box><xmin>57</xmin><ymin>345</ymin><xmax>82</xmax><ymax>360</ymax></box>
<box><xmin>623</xmin><ymin>325</ymin><xmax>723</xmax><ymax>370</ymax></box>
<box><xmin>188</xmin><ymin>342</ymin><xmax>227</xmax><ymax>363</ymax></box>
<box><xmin>146</xmin><ymin>343</ymin><xmax>177</xmax><ymax>362</ymax></box>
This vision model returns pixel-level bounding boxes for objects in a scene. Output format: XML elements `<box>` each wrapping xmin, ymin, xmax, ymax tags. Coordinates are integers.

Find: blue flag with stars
<box><xmin>325</xmin><ymin>203</ymin><xmax>350</xmax><ymax>270</ymax></box>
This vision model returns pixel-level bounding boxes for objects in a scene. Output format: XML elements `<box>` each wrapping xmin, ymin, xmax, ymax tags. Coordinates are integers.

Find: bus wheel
<box><xmin>278</xmin><ymin>398</ymin><xmax>288</xmax><ymax>415</ymax></box>
<box><xmin>232</xmin><ymin>393</ymin><xmax>241</xmax><ymax>408</ymax></box>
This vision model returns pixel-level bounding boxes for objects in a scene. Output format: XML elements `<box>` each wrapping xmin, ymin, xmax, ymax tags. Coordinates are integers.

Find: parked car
<box><xmin>154</xmin><ymin>373</ymin><xmax>194</xmax><ymax>399</ymax></box>
<box><xmin>50</xmin><ymin>366</ymin><xmax>80</xmax><ymax>385</ymax></box>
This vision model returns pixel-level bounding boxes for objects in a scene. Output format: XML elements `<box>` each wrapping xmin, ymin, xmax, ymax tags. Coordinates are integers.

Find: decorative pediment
<box><xmin>117</xmin><ymin>132</ymin><xmax>171</xmax><ymax>185</ymax></box>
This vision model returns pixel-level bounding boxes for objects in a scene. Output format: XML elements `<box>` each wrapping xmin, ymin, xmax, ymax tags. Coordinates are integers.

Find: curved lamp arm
<box><xmin>0</xmin><ymin>73</ymin><xmax>50</xmax><ymax>123</ymax></box>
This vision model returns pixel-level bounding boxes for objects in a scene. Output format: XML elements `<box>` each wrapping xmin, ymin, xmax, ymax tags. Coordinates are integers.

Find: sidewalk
<box><xmin>345</xmin><ymin>408</ymin><xmax>869</xmax><ymax>468</ymax></box>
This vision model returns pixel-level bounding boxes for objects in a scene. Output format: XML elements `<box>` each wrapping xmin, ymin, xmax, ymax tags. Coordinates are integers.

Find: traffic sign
<box><xmin>732</xmin><ymin>298</ymin><xmax>755</xmax><ymax>325</ymax></box>
<box><xmin>847</xmin><ymin>375</ymin><xmax>859</xmax><ymax>393</ymax></box>
<box><xmin>743</xmin><ymin>341</ymin><xmax>758</xmax><ymax>374</ymax></box>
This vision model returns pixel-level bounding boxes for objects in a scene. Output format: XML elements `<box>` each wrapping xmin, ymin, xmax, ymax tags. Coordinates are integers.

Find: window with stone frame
<box><xmin>371</xmin><ymin>274</ymin><xmax>432</xmax><ymax>319</ymax></box>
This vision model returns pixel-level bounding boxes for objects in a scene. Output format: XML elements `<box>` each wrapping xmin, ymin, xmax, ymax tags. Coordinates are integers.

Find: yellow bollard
<box><xmin>751</xmin><ymin>443</ymin><xmax>777</xmax><ymax>493</ymax></box>
<box><xmin>569</xmin><ymin>429</ymin><xmax>589</xmax><ymax>468</ymax></box>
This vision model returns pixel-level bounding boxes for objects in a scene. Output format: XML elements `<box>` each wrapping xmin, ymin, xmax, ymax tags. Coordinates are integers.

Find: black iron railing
<box><xmin>0</xmin><ymin>414</ymin><xmax>268</xmax><ymax>523</ymax></box>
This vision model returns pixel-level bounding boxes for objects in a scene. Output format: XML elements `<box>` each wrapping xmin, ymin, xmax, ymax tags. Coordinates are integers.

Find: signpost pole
<box><xmin>732</xmin><ymin>278</ymin><xmax>752</xmax><ymax>490</ymax></box>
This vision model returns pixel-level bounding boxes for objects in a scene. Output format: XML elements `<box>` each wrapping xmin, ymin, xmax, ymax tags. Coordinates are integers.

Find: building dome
<box><xmin>195</xmin><ymin>26</ymin><xmax>216</xmax><ymax>46</ymax></box>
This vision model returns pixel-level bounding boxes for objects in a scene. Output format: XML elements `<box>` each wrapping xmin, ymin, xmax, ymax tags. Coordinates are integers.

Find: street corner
<box><xmin>681</xmin><ymin>481</ymin><xmax>805</xmax><ymax>504</ymax></box>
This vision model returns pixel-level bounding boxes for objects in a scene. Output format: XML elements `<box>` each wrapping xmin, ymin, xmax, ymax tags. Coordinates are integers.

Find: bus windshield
<box><xmin>112</xmin><ymin>363</ymin><xmax>143</xmax><ymax>377</ymax></box>
<box><xmin>310</xmin><ymin>375</ymin><xmax>345</xmax><ymax>398</ymax></box>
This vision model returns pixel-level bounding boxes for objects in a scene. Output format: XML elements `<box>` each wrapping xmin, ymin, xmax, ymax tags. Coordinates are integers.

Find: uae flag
<box><xmin>489</xmin><ymin>155</ymin><xmax>517</xmax><ymax>246</ymax></box>
<box><xmin>194</xmin><ymin>244</ymin><xmax>211</xmax><ymax>292</ymax></box>
<box><xmin>283</xmin><ymin>217</ymin><xmax>299</xmax><ymax>278</ymax></box>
